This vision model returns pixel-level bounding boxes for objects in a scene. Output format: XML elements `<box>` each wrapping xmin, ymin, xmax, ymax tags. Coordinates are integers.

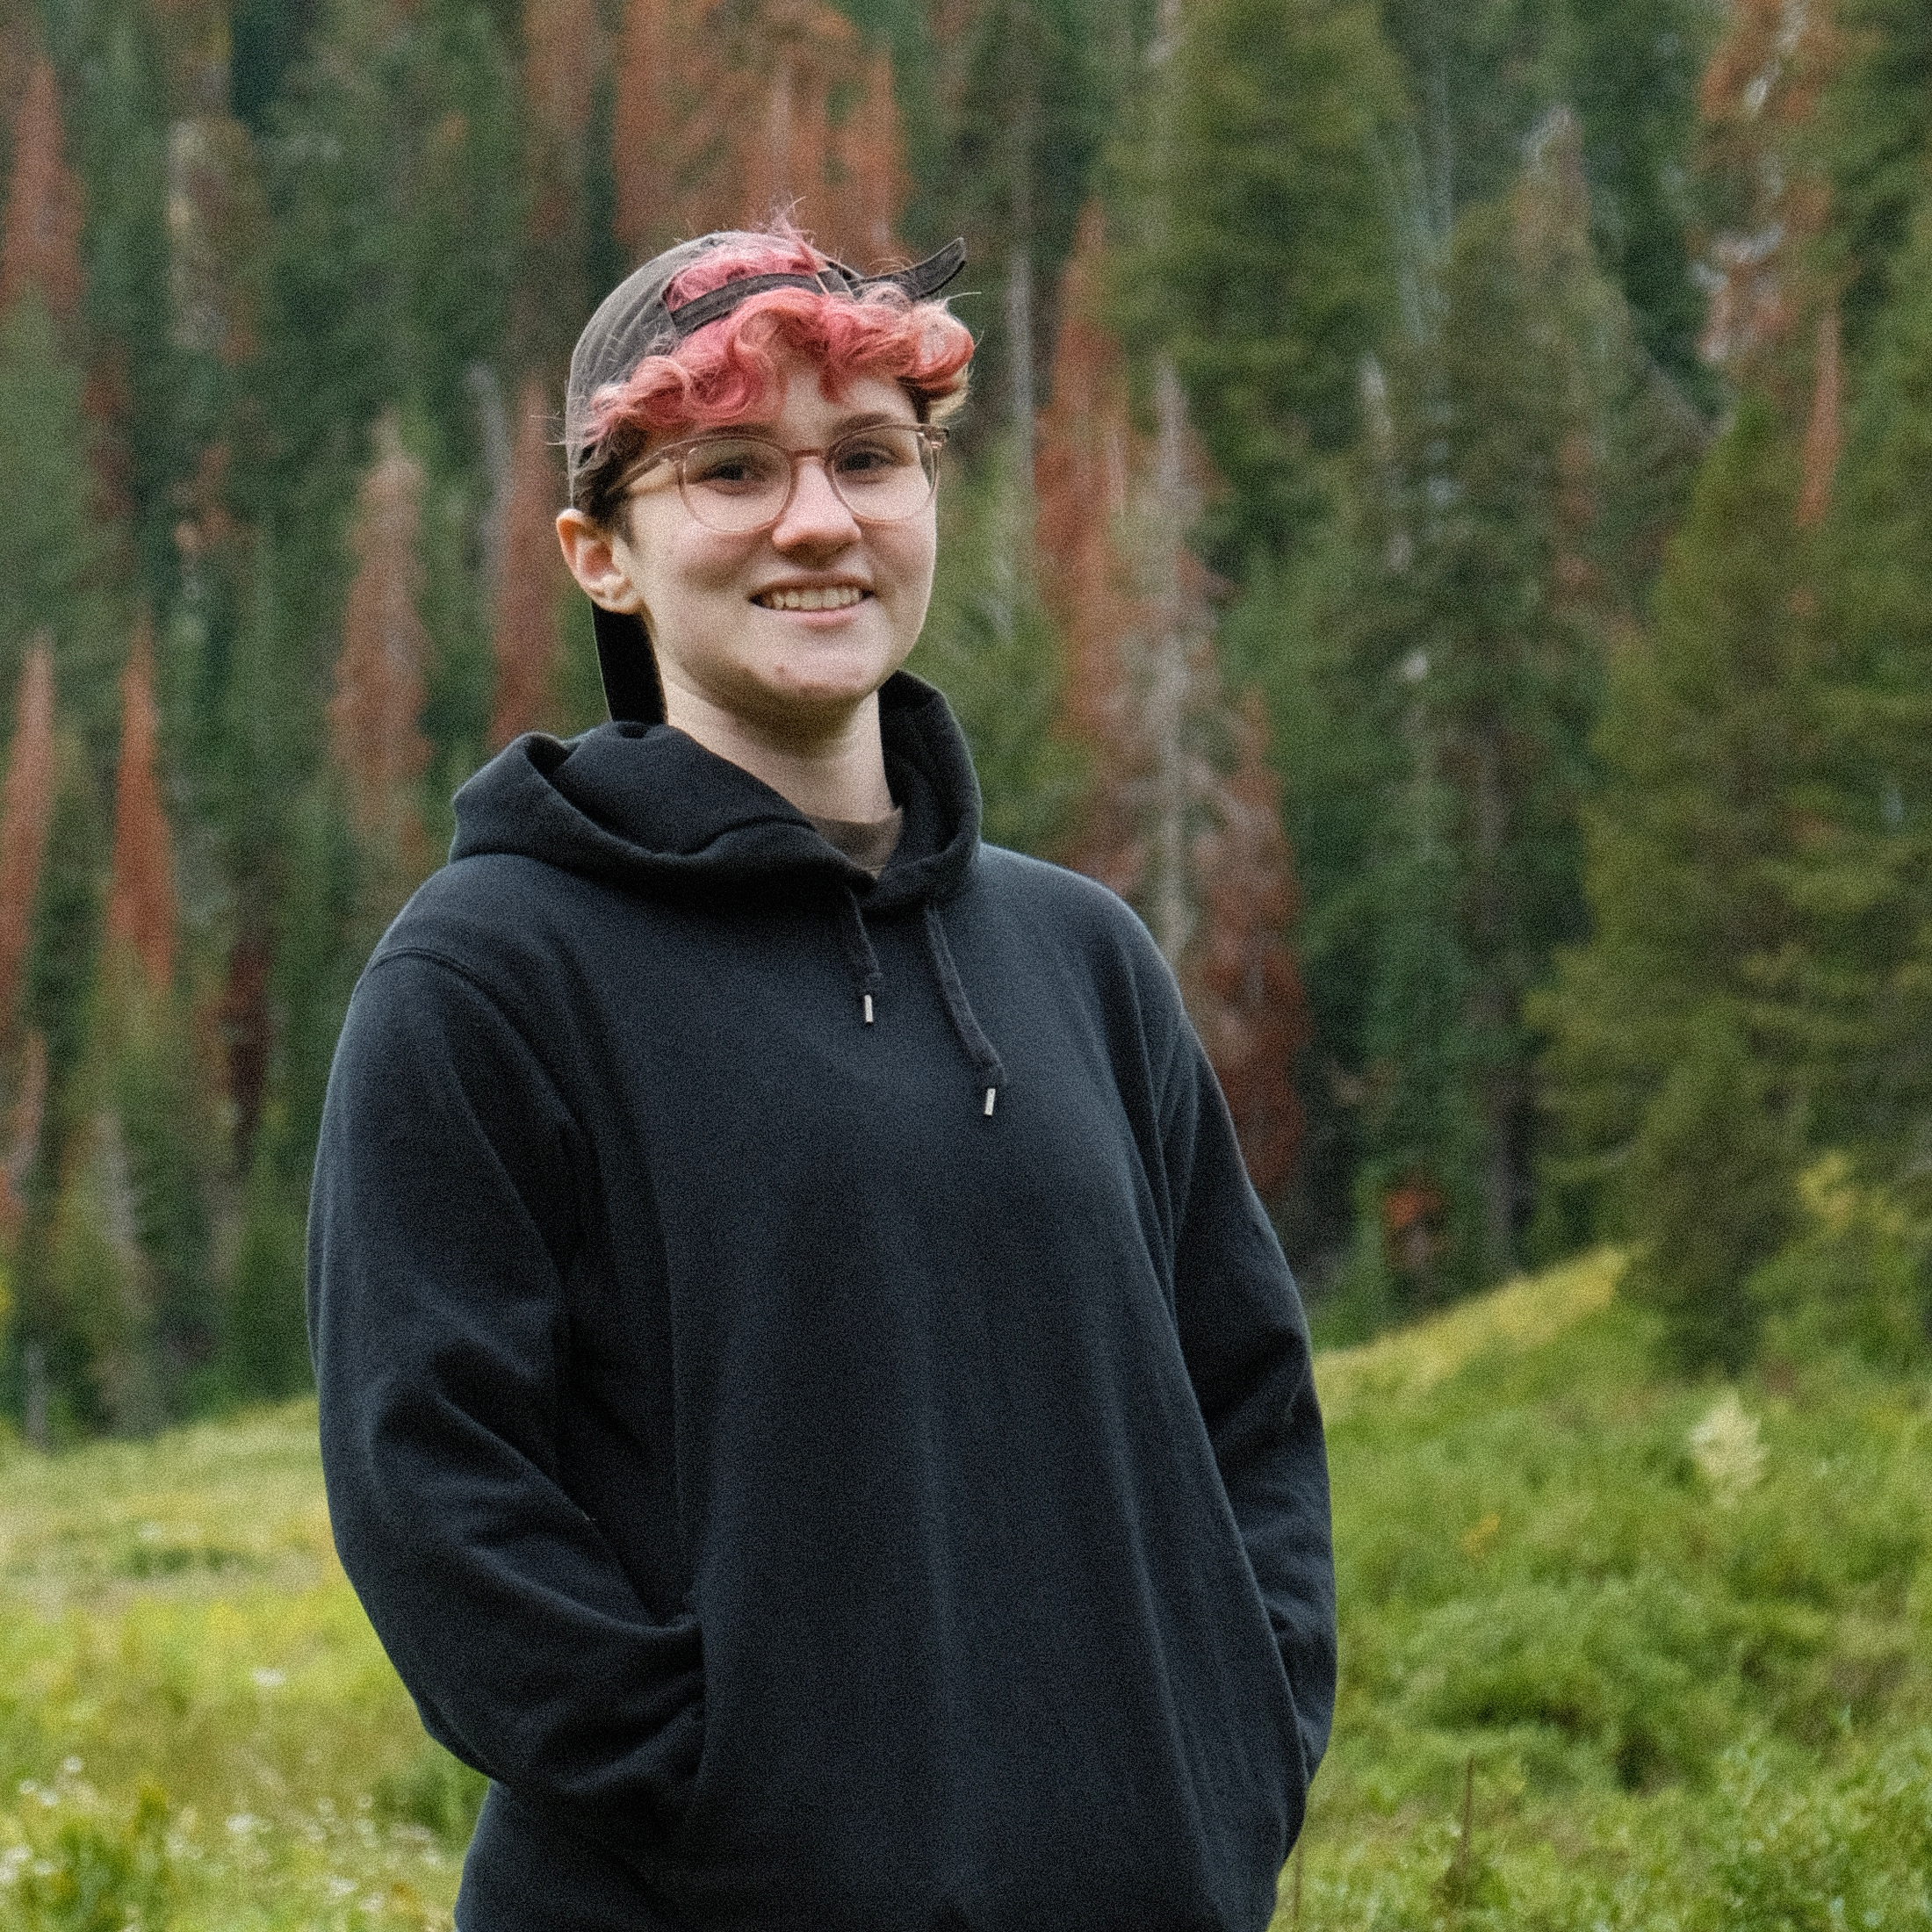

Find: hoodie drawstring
<box><xmin>837</xmin><ymin>890</ymin><xmax>1006</xmax><ymax>1117</ymax></box>
<box><xmin>837</xmin><ymin>890</ymin><xmax>885</xmax><ymax>1026</ymax></box>
<box><xmin>922</xmin><ymin>904</ymin><xmax>1006</xmax><ymax>1117</ymax></box>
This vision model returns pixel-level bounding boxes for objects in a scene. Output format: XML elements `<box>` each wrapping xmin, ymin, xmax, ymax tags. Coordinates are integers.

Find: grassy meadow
<box><xmin>0</xmin><ymin>1256</ymin><xmax>1927</xmax><ymax>1930</ymax></box>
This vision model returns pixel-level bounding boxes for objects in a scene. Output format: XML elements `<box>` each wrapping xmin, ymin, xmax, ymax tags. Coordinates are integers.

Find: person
<box><xmin>308</xmin><ymin>226</ymin><xmax>1336</xmax><ymax>1932</ymax></box>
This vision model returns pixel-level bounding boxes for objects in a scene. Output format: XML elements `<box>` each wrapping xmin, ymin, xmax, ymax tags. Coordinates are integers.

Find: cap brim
<box><xmin>590</xmin><ymin>602</ymin><xmax>665</xmax><ymax>725</ymax></box>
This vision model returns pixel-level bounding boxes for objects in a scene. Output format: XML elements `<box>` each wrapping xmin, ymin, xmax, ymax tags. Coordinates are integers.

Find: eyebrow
<box><xmin>718</xmin><ymin>408</ymin><xmax>912</xmax><ymax>438</ymax></box>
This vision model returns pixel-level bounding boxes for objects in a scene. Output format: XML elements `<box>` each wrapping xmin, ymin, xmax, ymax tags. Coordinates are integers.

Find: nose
<box><xmin>769</xmin><ymin>451</ymin><xmax>861</xmax><ymax>552</ymax></box>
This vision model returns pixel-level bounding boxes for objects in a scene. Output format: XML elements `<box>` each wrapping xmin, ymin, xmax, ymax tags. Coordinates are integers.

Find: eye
<box><xmin>684</xmin><ymin>438</ymin><xmax>785</xmax><ymax>491</ymax></box>
<box><xmin>833</xmin><ymin>429</ymin><xmax>919</xmax><ymax>479</ymax></box>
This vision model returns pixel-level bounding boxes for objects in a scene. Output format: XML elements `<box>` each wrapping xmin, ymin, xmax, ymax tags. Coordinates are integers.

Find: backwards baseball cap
<box><xmin>566</xmin><ymin>232</ymin><xmax>969</xmax><ymax>725</ymax></box>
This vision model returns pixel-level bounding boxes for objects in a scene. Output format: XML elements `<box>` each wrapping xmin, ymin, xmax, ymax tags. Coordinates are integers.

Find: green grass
<box><xmin>0</xmin><ymin>1409</ymin><xmax>467</xmax><ymax>1929</ymax></box>
<box><xmin>1295</xmin><ymin>1254</ymin><xmax>1932</xmax><ymax>1928</ymax></box>
<box><xmin>1</xmin><ymin>1258</ymin><xmax>1928</xmax><ymax>1928</ymax></box>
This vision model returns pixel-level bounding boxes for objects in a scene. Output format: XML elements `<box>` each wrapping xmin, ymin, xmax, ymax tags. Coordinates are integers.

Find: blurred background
<box><xmin>0</xmin><ymin>0</ymin><xmax>1928</xmax><ymax>1446</ymax></box>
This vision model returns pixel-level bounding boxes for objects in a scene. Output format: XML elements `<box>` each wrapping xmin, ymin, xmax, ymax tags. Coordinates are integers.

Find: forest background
<box><xmin>0</xmin><ymin>0</ymin><xmax>1928</xmax><ymax>1441</ymax></box>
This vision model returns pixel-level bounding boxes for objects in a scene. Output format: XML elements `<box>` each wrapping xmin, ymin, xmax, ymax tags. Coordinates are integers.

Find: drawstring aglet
<box><xmin>984</xmin><ymin>1087</ymin><xmax>998</xmax><ymax>1117</ymax></box>
<box><xmin>863</xmin><ymin>993</ymin><xmax>875</xmax><ymax>1025</ymax></box>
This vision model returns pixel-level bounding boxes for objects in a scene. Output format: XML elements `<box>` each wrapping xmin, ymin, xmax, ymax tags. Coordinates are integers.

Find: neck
<box><xmin>661</xmin><ymin>685</ymin><xmax>896</xmax><ymax>821</ymax></box>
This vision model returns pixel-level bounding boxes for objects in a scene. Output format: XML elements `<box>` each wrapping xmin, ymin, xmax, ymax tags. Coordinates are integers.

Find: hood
<box><xmin>450</xmin><ymin>672</ymin><xmax>981</xmax><ymax>914</ymax></box>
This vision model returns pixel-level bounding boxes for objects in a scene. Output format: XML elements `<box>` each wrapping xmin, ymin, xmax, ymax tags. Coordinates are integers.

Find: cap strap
<box><xmin>880</xmin><ymin>237</ymin><xmax>968</xmax><ymax>302</ymax></box>
<box><xmin>660</xmin><ymin>238</ymin><xmax>969</xmax><ymax>343</ymax></box>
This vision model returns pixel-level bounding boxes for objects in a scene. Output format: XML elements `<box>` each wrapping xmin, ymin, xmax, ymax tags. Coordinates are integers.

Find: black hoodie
<box><xmin>309</xmin><ymin>673</ymin><xmax>1335</xmax><ymax>1932</ymax></box>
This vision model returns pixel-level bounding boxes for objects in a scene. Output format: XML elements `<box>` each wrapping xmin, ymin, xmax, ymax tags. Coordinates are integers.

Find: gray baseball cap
<box><xmin>566</xmin><ymin>233</ymin><xmax>968</xmax><ymax>725</ymax></box>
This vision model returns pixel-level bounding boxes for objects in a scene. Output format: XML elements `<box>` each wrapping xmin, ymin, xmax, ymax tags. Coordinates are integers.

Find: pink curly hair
<box><xmin>573</xmin><ymin>228</ymin><xmax>975</xmax><ymax>523</ymax></box>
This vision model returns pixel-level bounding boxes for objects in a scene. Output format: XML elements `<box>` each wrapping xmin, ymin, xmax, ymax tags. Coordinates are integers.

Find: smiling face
<box><xmin>564</xmin><ymin>355</ymin><xmax>938</xmax><ymax>755</ymax></box>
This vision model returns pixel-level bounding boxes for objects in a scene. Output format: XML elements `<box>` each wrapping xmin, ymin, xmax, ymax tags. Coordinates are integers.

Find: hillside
<box><xmin>0</xmin><ymin>1260</ymin><xmax>1927</xmax><ymax>1929</ymax></box>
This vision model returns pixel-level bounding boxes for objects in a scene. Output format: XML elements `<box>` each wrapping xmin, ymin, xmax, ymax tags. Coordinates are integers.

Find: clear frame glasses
<box><xmin>627</xmin><ymin>423</ymin><xmax>948</xmax><ymax>536</ymax></box>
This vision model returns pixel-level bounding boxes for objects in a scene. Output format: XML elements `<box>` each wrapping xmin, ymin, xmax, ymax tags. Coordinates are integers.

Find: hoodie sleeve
<box><xmin>307</xmin><ymin>948</ymin><xmax>703</xmax><ymax>1858</ymax></box>
<box><xmin>1159</xmin><ymin>1020</ymin><xmax>1337</xmax><ymax>1804</ymax></box>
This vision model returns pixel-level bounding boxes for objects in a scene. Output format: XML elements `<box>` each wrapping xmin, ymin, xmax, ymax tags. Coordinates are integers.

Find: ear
<box><xmin>556</xmin><ymin>507</ymin><xmax>645</xmax><ymax>614</ymax></box>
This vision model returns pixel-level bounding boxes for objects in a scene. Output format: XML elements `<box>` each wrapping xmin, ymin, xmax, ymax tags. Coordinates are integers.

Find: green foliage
<box><xmin>1815</xmin><ymin>0</ymin><xmax>1932</xmax><ymax>356</ymax></box>
<box><xmin>1373</xmin><ymin>0</ymin><xmax>1717</xmax><ymax>399</ymax></box>
<box><xmin>371</xmin><ymin>1737</ymin><xmax>489</xmax><ymax>1851</ymax></box>
<box><xmin>40</xmin><ymin>0</ymin><xmax>188</xmax><ymax>604</ymax></box>
<box><xmin>911</xmin><ymin>446</ymin><xmax>1086</xmax><ymax>858</ymax></box>
<box><xmin>0</xmin><ymin>1269</ymin><xmax>1927</xmax><ymax>1927</ymax></box>
<box><xmin>224</xmin><ymin>1135</ymin><xmax>314</xmax><ymax>1403</ymax></box>
<box><xmin>1749</xmin><ymin>1156</ymin><xmax>1932</xmax><ymax>1376</ymax></box>
<box><xmin>3</xmin><ymin>1774</ymin><xmax>176</xmax><ymax>1932</ymax></box>
<box><xmin>0</xmin><ymin>1402</ymin><xmax>463</xmax><ymax>1927</ymax></box>
<box><xmin>1535</xmin><ymin>399</ymin><xmax>1813</xmax><ymax>1357</ymax></box>
<box><xmin>1113</xmin><ymin>0</ymin><xmax>1403</xmax><ymax>562</ymax></box>
<box><xmin>1802</xmin><ymin>184</ymin><xmax>1932</xmax><ymax>1173</ymax></box>
<box><xmin>1704</xmin><ymin>1734</ymin><xmax>1932</xmax><ymax>1932</ymax></box>
<box><xmin>265</xmin><ymin>780</ymin><xmax>359</xmax><ymax>1193</ymax></box>
<box><xmin>1622</xmin><ymin>1007</ymin><xmax>1795</xmax><ymax>1374</ymax></box>
<box><xmin>21</xmin><ymin>734</ymin><xmax>106</xmax><ymax>1130</ymax></box>
<box><xmin>0</xmin><ymin>296</ymin><xmax>117</xmax><ymax>750</ymax></box>
<box><xmin>940</xmin><ymin>0</ymin><xmax>1133</xmax><ymax>451</ymax></box>
<box><xmin>1554</xmin><ymin>0</ymin><xmax>1716</xmax><ymax>400</ymax></box>
<box><xmin>1299</xmin><ymin>1274</ymin><xmax>1932</xmax><ymax>1928</ymax></box>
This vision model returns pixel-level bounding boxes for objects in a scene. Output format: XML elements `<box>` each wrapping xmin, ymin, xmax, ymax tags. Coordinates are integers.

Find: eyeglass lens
<box><xmin>677</xmin><ymin>427</ymin><xmax>938</xmax><ymax>534</ymax></box>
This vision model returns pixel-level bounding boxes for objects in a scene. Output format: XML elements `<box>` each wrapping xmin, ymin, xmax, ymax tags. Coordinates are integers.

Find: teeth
<box><xmin>758</xmin><ymin>586</ymin><xmax>866</xmax><ymax>611</ymax></box>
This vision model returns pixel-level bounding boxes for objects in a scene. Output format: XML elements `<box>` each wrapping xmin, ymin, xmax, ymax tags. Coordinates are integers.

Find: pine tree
<box><xmin>487</xmin><ymin>377</ymin><xmax>566</xmax><ymax>746</ymax></box>
<box><xmin>941</xmin><ymin>0</ymin><xmax>1123</xmax><ymax>460</ymax></box>
<box><xmin>1797</xmin><ymin>306</ymin><xmax>1842</xmax><ymax>529</ymax></box>
<box><xmin>1800</xmin><ymin>187</ymin><xmax>1932</xmax><ymax>1172</ymax></box>
<box><xmin>0</xmin><ymin>54</ymin><xmax>85</xmax><ymax>326</ymax></box>
<box><xmin>1186</xmin><ymin>689</ymin><xmax>1308</xmax><ymax>1196</ymax></box>
<box><xmin>0</xmin><ymin>47</ymin><xmax>119</xmax><ymax>751</ymax></box>
<box><xmin>1035</xmin><ymin>206</ymin><xmax>1154</xmax><ymax>898</ymax></box>
<box><xmin>1815</xmin><ymin>0</ymin><xmax>1932</xmax><ymax>352</ymax></box>
<box><xmin>0</xmin><ymin>643</ymin><xmax>54</xmax><ymax>1243</ymax></box>
<box><xmin>328</xmin><ymin>412</ymin><xmax>434</xmax><ymax>922</ymax></box>
<box><xmin>1534</xmin><ymin>398</ymin><xmax>1812</xmax><ymax>1366</ymax></box>
<box><xmin>1695</xmin><ymin>0</ymin><xmax>1838</xmax><ymax>391</ymax></box>
<box><xmin>0</xmin><ymin>641</ymin><xmax>54</xmax><ymax>1034</ymax></box>
<box><xmin>611</xmin><ymin>0</ymin><xmax>741</xmax><ymax>260</ymax></box>
<box><xmin>825</xmin><ymin>46</ymin><xmax>905</xmax><ymax>264</ymax></box>
<box><xmin>517</xmin><ymin>0</ymin><xmax>602</xmax><ymax>373</ymax></box>
<box><xmin>1111</xmin><ymin>0</ymin><xmax>1404</xmax><ymax>563</ymax></box>
<box><xmin>104</xmin><ymin>617</ymin><xmax>175</xmax><ymax>998</ymax></box>
<box><xmin>0</xmin><ymin>1027</ymin><xmax>47</xmax><ymax>1238</ymax></box>
<box><xmin>1301</xmin><ymin>117</ymin><xmax>1649</xmax><ymax>1290</ymax></box>
<box><xmin>1038</xmin><ymin>213</ymin><xmax>1310</xmax><ymax>1194</ymax></box>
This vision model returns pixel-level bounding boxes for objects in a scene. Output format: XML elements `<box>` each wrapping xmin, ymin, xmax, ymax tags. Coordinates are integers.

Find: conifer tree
<box><xmin>611</xmin><ymin>0</ymin><xmax>739</xmax><ymax>259</ymax></box>
<box><xmin>1111</xmin><ymin>0</ymin><xmax>1403</xmax><ymax>562</ymax></box>
<box><xmin>0</xmin><ymin>47</ymin><xmax>119</xmax><ymax>748</ymax></box>
<box><xmin>1038</xmin><ymin>213</ymin><xmax>1310</xmax><ymax>1194</ymax></box>
<box><xmin>1798</xmin><ymin>306</ymin><xmax>1842</xmax><ymax>529</ymax></box>
<box><xmin>0</xmin><ymin>1027</ymin><xmax>47</xmax><ymax>1239</ymax></box>
<box><xmin>0</xmin><ymin>641</ymin><xmax>54</xmax><ymax>1034</ymax></box>
<box><xmin>518</xmin><ymin>0</ymin><xmax>602</xmax><ymax>373</ymax></box>
<box><xmin>1815</xmin><ymin>0</ymin><xmax>1932</xmax><ymax>351</ymax></box>
<box><xmin>826</xmin><ymin>47</ymin><xmax>905</xmax><ymax>264</ymax></box>
<box><xmin>40</xmin><ymin>609</ymin><xmax>212</xmax><ymax>1432</ymax></box>
<box><xmin>104</xmin><ymin>618</ymin><xmax>175</xmax><ymax>998</ymax></box>
<box><xmin>1801</xmin><ymin>187</ymin><xmax>1932</xmax><ymax>1171</ymax></box>
<box><xmin>0</xmin><ymin>55</ymin><xmax>85</xmax><ymax>326</ymax></box>
<box><xmin>328</xmin><ymin>413</ymin><xmax>434</xmax><ymax>922</ymax></box>
<box><xmin>487</xmin><ymin>377</ymin><xmax>566</xmax><ymax>746</ymax></box>
<box><xmin>1186</xmin><ymin>689</ymin><xmax>1308</xmax><ymax>1197</ymax></box>
<box><xmin>1535</xmin><ymin>399</ymin><xmax>1812</xmax><ymax>1366</ymax></box>
<box><xmin>1305</xmin><ymin>118</ymin><xmax>1647</xmax><ymax>1289</ymax></box>
<box><xmin>0</xmin><ymin>644</ymin><xmax>54</xmax><ymax>1240</ymax></box>
<box><xmin>942</xmin><ymin>0</ymin><xmax>1121</xmax><ymax>458</ymax></box>
<box><xmin>1695</xmin><ymin>0</ymin><xmax>1837</xmax><ymax>392</ymax></box>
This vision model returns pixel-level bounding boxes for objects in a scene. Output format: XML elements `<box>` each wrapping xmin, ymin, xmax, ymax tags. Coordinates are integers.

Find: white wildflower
<box><xmin>1689</xmin><ymin>1390</ymin><xmax>1766</xmax><ymax>1503</ymax></box>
